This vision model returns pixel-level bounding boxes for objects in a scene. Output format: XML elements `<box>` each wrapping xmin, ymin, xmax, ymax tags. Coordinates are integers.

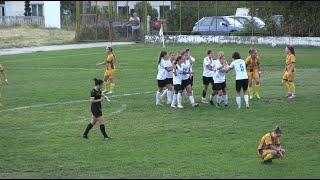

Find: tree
<box><xmin>134</xmin><ymin>2</ymin><xmax>158</xmax><ymax>22</ymax></box>
<box><xmin>24</xmin><ymin>1</ymin><xmax>31</xmax><ymax>16</ymax></box>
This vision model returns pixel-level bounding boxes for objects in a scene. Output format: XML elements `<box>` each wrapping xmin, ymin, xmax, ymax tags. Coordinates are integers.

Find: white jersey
<box><xmin>181</xmin><ymin>60</ymin><xmax>191</xmax><ymax>80</ymax></box>
<box><xmin>165</xmin><ymin>60</ymin><xmax>174</xmax><ymax>78</ymax></box>
<box><xmin>156</xmin><ymin>58</ymin><xmax>170</xmax><ymax>80</ymax></box>
<box><xmin>229</xmin><ymin>59</ymin><xmax>248</xmax><ymax>80</ymax></box>
<box><xmin>213</xmin><ymin>60</ymin><xmax>227</xmax><ymax>83</ymax></box>
<box><xmin>189</xmin><ymin>56</ymin><xmax>195</xmax><ymax>73</ymax></box>
<box><xmin>173</xmin><ymin>64</ymin><xmax>183</xmax><ymax>85</ymax></box>
<box><xmin>203</xmin><ymin>56</ymin><xmax>214</xmax><ymax>77</ymax></box>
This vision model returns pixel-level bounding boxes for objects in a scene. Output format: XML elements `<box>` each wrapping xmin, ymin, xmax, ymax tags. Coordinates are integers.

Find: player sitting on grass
<box><xmin>257</xmin><ymin>126</ymin><xmax>285</xmax><ymax>164</ymax></box>
<box><xmin>0</xmin><ymin>64</ymin><xmax>8</xmax><ymax>107</ymax></box>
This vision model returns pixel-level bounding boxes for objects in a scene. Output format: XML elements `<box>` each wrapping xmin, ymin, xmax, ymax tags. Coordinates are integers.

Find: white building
<box><xmin>87</xmin><ymin>1</ymin><xmax>172</xmax><ymax>20</ymax></box>
<box><xmin>0</xmin><ymin>1</ymin><xmax>60</xmax><ymax>28</ymax></box>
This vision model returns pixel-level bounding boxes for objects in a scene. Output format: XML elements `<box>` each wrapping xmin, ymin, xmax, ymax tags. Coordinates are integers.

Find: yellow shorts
<box><xmin>247</xmin><ymin>69</ymin><xmax>260</xmax><ymax>80</ymax></box>
<box><xmin>104</xmin><ymin>69</ymin><xmax>116</xmax><ymax>79</ymax></box>
<box><xmin>282</xmin><ymin>71</ymin><xmax>295</xmax><ymax>82</ymax></box>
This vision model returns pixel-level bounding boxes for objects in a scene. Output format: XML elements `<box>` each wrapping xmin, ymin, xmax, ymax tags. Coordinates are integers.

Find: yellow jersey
<box><xmin>0</xmin><ymin>64</ymin><xmax>3</xmax><ymax>71</ymax></box>
<box><xmin>245</xmin><ymin>56</ymin><xmax>260</xmax><ymax>72</ymax></box>
<box><xmin>257</xmin><ymin>132</ymin><xmax>280</xmax><ymax>151</ymax></box>
<box><xmin>106</xmin><ymin>54</ymin><xmax>115</xmax><ymax>70</ymax></box>
<box><xmin>285</xmin><ymin>54</ymin><xmax>296</xmax><ymax>72</ymax></box>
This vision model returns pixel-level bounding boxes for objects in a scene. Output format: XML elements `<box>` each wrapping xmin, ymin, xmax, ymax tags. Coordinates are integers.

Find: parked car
<box><xmin>191</xmin><ymin>16</ymin><xmax>244</xmax><ymax>35</ymax></box>
<box><xmin>227</xmin><ymin>15</ymin><xmax>265</xmax><ymax>29</ymax></box>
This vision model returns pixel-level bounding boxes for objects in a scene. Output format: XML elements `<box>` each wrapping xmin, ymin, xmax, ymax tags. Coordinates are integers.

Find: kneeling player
<box><xmin>257</xmin><ymin>126</ymin><xmax>285</xmax><ymax>163</ymax></box>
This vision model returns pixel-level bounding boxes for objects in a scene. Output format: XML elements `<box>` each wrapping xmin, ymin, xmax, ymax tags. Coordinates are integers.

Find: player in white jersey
<box><xmin>180</xmin><ymin>51</ymin><xmax>199</xmax><ymax>107</ymax></box>
<box><xmin>155</xmin><ymin>51</ymin><xmax>173</xmax><ymax>106</ymax></box>
<box><xmin>212</xmin><ymin>52</ymin><xmax>229</xmax><ymax>107</ymax></box>
<box><xmin>160</xmin><ymin>52</ymin><xmax>175</xmax><ymax>104</ymax></box>
<box><xmin>171</xmin><ymin>55</ymin><xmax>184</xmax><ymax>109</ymax></box>
<box><xmin>186</xmin><ymin>49</ymin><xmax>196</xmax><ymax>90</ymax></box>
<box><xmin>202</xmin><ymin>50</ymin><xmax>215</xmax><ymax>104</ymax></box>
<box><xmin>226</xmin><ymin>52</ymin><xmax>250</xmax><ymax>109</ymax></box>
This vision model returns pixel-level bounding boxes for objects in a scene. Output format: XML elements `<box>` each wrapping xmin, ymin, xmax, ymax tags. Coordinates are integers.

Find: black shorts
<box><xmin>189</xmin><ymin>76</ymin><xmax>194</xmax><ymax>86</ymax></box>
<box><xmin>157</xmin><ymin>79</ymin><xmax>167</xmax><ymax>88</ymax></box>
<box><xmin>203</xmin><ymin>76</ymin><xmax>213</xmax><ymax>85</ymax></box>
<box><xmin>236</xmin><ymin>79</ymin><xmax>249</xmax><ymax>92</ymax></box>
<box><xmin>215</xmin><ymin>81</ymin><xmax>226</xmax><ymax>91</ymax></box>
<box><xmin>91</xmin><ymin>108</ymin><xmax>102</xmax><ymax>118</ymax></box>
<box><xmin>166</xmin><ymin>78</ymin><xmax>173</xmax><ymax>85</ymax></box>
<box><xmin>212</xmin><ymin>79</ymin><xmax>216</xmax><ymax>91</ymax></box>
<box><xmin>174</xmin><ymin>84</ymin><xmax>182</xmax><ymax>91</ymax></box>
<box><xmin>181</xmin><ymin>79</ymin><xmax>190</xmax><ymax>90</ymax></box>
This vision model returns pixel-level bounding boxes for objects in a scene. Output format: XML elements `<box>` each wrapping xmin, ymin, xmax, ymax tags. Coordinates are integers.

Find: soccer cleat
<box><xmin>286</xmin><ymin>92</ymin><xmax>292</xmax><ymax>98</ymax></box>
<box><xmin>246</xmin><ymin>104</ymin><xmax>250</xmax><ymax>109</ymax></box>
<box><xmin>103</xmin><ymin>137</ymin><xmax>109</xmax><ymax>142</ymax></box>
<box><xmin>156</xmin><ymin>103</ymin><xmax>164</xmax><ymax>106</ymax></box>
<box><xmin>261</xmin><ymin>158</ymin><xmax>272</xmax><ymax>164</ymax></box>
<box><xmin>201</xmin><ymin>98</ymin><xmax>208</xmax><ymax>104</ymax></box>
<box><xmin>255</xmin><ymin>93</ymin><xmax>261</xmax><ymax>99</ymax></box>
<box><xmin>224</xmin><ymin>104</ymin><xmax>228</xmax><ymax>107</ymax></box>
<box><xmin>177</xmin><ymin>105</ymin><xmax>184</xmax><ymax>109</ymax></box>
<box><xmin>171</xmin><ymin>105</ymin><xmax>177</xmax><ymax>109</ymax></box>
<box><xmin>288</xmin><ymin>94</ymin><xmax>296</xmax><ymax>99</ymax></box>
<box><xmin>83</xmin><ymin>135</ymin><xmax>88</xmax><ymax>139</ymax></box>
<box><xmin>192</xmin><ymin>103</ymin><xmax>199</xmax><ymax>107</ymax></box>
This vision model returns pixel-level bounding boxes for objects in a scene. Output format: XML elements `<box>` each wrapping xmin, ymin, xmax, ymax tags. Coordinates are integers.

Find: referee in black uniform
<box><xmin>83</xmin><ymin>78</ymin><xmax>110</xmax><ymax>141</ymax></box>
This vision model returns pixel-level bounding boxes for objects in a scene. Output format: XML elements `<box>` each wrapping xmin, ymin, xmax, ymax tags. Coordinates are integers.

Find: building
<box><xmin>86</xmin><ymin>1</ymin><xmax>172</xmax><ymax>20</ymax></box>
<box><xmin>0</xmin><ymin>1</ymin><xmax>60</xmax><ymax>28</ymax></box>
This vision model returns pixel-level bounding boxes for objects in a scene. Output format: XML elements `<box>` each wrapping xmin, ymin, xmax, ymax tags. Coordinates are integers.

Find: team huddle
<box><xmin>155</xmin><ymin>45</ymin><xmax>297</xmax><ymax>109</ymax></box>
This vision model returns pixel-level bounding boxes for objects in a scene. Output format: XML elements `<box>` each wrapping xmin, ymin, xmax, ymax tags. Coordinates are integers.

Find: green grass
<box><xmin>0</xmin><ymin>44</ymin><xmax>319</xmax><ymax>178</ymax></box>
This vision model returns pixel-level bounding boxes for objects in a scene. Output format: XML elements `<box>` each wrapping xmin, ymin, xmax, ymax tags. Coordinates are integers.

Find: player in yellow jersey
<box><xmin>96</xmin><ymin>47</ymin><xmax>116</xmax><ymax>94</ymax></box>
<box><xmin>0</xmin><ymin>64</ymin><xmax>9</xmax><ymax>107</ymax></box>
<box><xmin>257</xmin><ymin>126</ymin><xmax>285</xmax><ymax>164</ymax></box>
<box><xmin>282</xmin><ymin>45</ymin><xmax>296</xmax><ymax>99</ymax></box>
<box><xmin>245</xmin><ymin>49</ymin><xmax>261</xmax><ymax>100</ymax></box>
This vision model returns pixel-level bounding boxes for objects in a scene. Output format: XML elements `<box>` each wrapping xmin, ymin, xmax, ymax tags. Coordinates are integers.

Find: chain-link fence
<box><xmin>74</xmin><ymin>1</ymin><xmax>320</xmax><ymax>42</ymax></box>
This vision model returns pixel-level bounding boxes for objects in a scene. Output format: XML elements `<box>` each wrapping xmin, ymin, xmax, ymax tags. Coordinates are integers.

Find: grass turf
<box><xmin>0</xmin><ymin>44</ymin><xmax>319</xmax><ymax>178</ymax></box>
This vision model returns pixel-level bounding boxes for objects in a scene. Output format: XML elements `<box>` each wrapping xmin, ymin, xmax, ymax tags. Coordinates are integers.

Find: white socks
<box><xmin>177</xmin><ymin>93</ymin><xmax>182</xmax><ymax>106</ymax></box>
<box><xmin>236</xmin><ymin>96</ymin><xmax>241</xmax><ymax>109</ymax></box>
<box><xmin>189</xmin><ymin>95</ymin><xmax>195</xmax><ymax>104</ymax></box>
<box><xmin>244</xmin><ymin>95</ymin><xmax>249</xmax><ymax>105</ymax></box>
<box><xmin>171</xmin><ymin>93</ymin><xmax>177</xmax><ymax>106</ymax></box>
<box><xmin>223</xmin><ymin>95</ymin><xmax>228</xmax><ymax>105</ymax></box>
<box><xmin>167</xmin><ymin>90</ymin><xmax>173</xmax><ymax>103</ymax></box>
<box><xmin>156</xmin><ymin>91</ymin><xmax>162</xmax><ymax>104</ymax></box>
<box><xmin>217</xmin><ymin>95</ymin><xmax>222</xmax><ymax>104</ymax></box>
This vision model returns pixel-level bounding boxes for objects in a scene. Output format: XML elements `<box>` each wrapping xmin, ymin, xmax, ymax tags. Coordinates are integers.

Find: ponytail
<box><xmin>274</xmin><ymin>126</ymin><xmax>282</xmax><ymax>134</ymax></box>
<box><xmin>93</xmin><ymin>78</ymin><xmax>104</xmax><ymax>86</ymax></box>
<box><xmin>158</xmin><ymin>51</ymin><xmax>167</xmax><ymax>64</ymax></box>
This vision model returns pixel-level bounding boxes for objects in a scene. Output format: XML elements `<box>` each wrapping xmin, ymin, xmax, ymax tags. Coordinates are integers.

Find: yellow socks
<box><xmin>288</xmin><ymin>82</ymin><xmax>295</xmax><ymax>94</ymax></box>
<box><xmin>110</xmin><ymin>83</ymin><xmax>115</xmax><ymax>92</ymax></box>
<box><xmin>104</xmin><ymin>81</ymin><xmax>110</xmax><ymax>92</ymax></box>
<box><xmin>255</xmin><ymin>84</ymin><xmax>261</xmax><ymax>98</ymax></box>
<box><xmin>282</xmin><ymin>81</ymin><xmax>290</xmax><ymax>92</ymax></box>
<box><xmin>249</xmin><ymin>87</ymin><xmax>254</xmax><ymax>98</ymax></box>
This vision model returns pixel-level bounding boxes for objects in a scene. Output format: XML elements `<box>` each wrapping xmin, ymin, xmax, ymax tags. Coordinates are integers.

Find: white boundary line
<box><xmin>6</xmin><ymin>67</ymin><xmax>100</xmax><ymax>71</ymax></box>
<box><xmin>0</xmin><ymin>45</ymin><xmax>160</xmax><ymax>63</ymax></box>
<box><xmin>0</xmin><ymin>104</ymin><xmax>128</xmax><ymax>130</ymax></box>
<box><xmin>0</xmin><ymin>91</ymin><xmax>153</xmax><ymax>113</ymax></box>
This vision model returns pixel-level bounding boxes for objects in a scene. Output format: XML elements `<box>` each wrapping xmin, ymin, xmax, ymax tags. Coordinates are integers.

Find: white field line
<box><xmin>6</xmin><ymin>67</ymin><xmax>100</xmax><ymax>71</ymax></box>
<box><xmin>0</xmin><ymin>91</ymin><xmax>153</xmax><ymax>113</ymax></box>
<box><xmin>0</xmin><ymin>45</ymin><xmax>160</xmax><ymax>63</ymax></box>
<box><xmin>0</xmin><ymin>104</ymin><xmax>128</xmax><ymax>130</ymax></box>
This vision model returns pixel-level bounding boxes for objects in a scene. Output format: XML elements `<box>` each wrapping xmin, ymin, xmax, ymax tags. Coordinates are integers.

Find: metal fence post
<box><xmin>144</xmin><ymin>1</ymin><xmax>147</xmax><ymax>41</ymax></box>
<box><xmin>179</xmin><ymin>1</ymin><xmax>182</xmax><ymax>35</ymax></box>
<box><xmin>75</xmin><ymin>1</ymin><xmax>80</xmax><ymax>41</ymax></box>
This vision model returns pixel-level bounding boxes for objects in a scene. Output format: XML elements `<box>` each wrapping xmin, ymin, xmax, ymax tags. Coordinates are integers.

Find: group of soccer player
<box><xmin>155</xmin><ymin>45</ymin><xmax>297</xmax><ymax>110</ymax></box>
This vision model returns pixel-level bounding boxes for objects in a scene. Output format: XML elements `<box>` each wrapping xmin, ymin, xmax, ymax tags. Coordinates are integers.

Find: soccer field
<box><xmin>0</xmin><ymin>44</ymin><xmax>319</xmax><ymax>178</ymax></box>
